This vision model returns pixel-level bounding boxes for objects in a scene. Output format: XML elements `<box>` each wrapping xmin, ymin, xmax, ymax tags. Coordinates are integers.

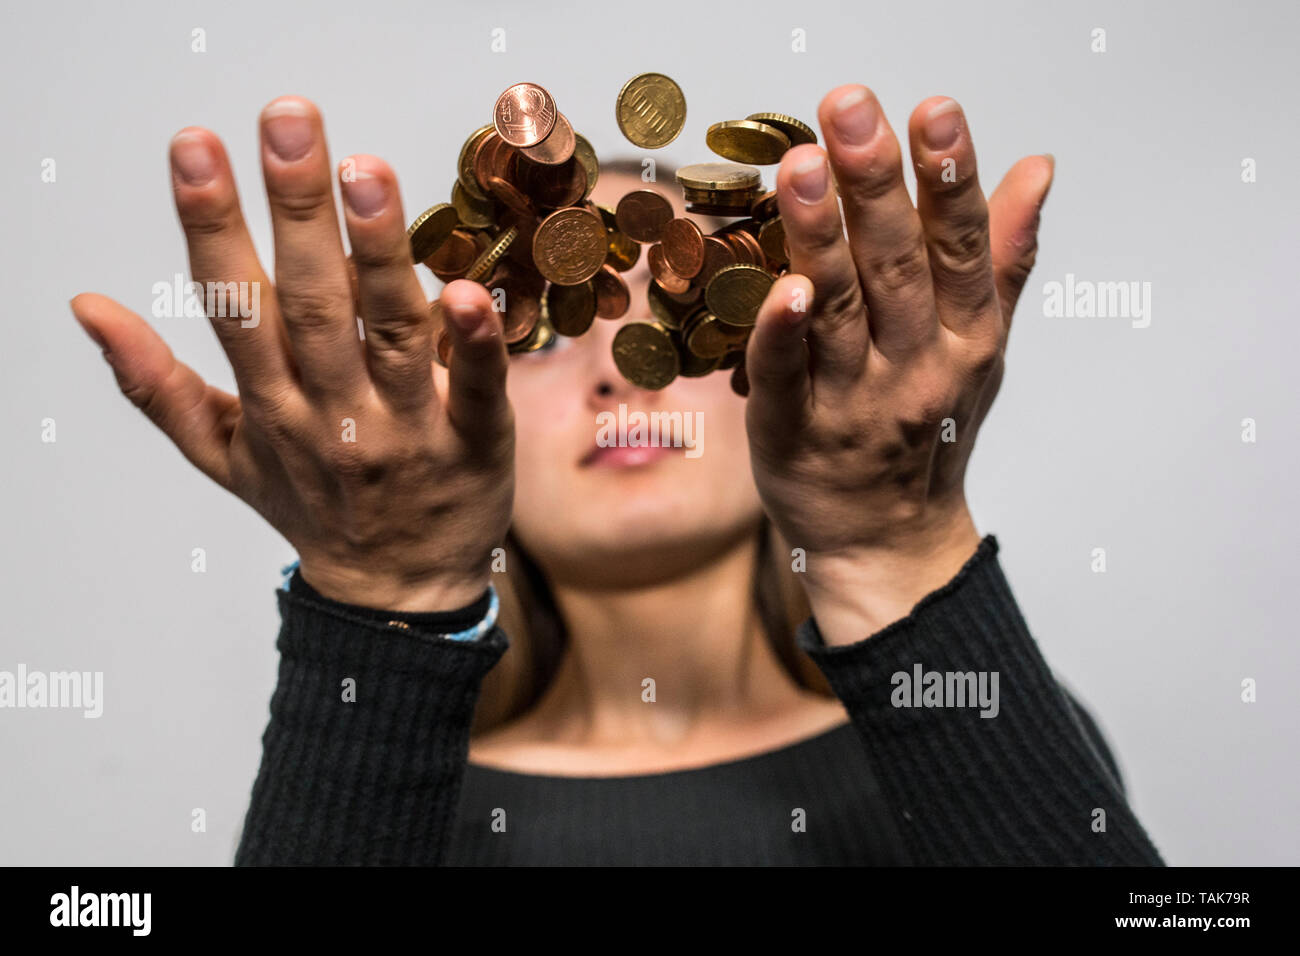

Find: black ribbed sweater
<box><xmin>233</xmin><ymin>536</ymin><xmax>1165</xmax><ymax>866</ymax></box>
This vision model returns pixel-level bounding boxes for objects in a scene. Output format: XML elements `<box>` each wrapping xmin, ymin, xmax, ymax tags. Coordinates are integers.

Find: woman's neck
<box><xmin>522</xmin><ymin>529</ymin><xmax>824</xmax><ymax>750</ymax></box>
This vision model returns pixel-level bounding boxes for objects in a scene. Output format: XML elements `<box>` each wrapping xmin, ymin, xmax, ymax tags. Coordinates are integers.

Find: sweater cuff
<box><xmin>287</xmin><ymin>566</ymin><xmax>494</xmax><ymax>638</ymax></box>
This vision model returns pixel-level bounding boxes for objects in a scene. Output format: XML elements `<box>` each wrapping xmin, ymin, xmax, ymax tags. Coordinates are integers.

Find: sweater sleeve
<box><xmin>233</xmin><ymin>570</ymin><xmax>508</xmax><ymax>866</ymax></box>
<box><xmin>795</xmin><ymin>535</ymin><xmax>1165</xmax><ymax>866</ymax></box>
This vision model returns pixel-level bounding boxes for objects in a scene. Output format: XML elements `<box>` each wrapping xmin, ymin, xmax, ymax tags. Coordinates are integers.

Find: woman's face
<box><xmin>504</xmin><ymin>169</ymin><xmax>763</xmax><ymax>587</ymax></box>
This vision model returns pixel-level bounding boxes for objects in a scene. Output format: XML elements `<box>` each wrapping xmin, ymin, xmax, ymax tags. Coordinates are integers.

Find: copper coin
<box><xmin>593</xmin><ymin>264</ymin><xmax>631</xmax><ymax>319</ymax></box>
<box><xmin>615</xmin><ymin>189</ymin><xmax>674</xmax><ymax>243</ymax></box>
<box><xmin>515</xmin><ymin>155</ymin><xmax>586</xmax><ymax>209</ymax></box>
<box><xmin>485</xmin><ymin>174</ymin><xmax>534</xmax><ymax>218</ymax></box>
<box><xmin>750</xmin><ymin>190</ymin><xmax>779</xmax><ymax>221</ymax></box>
<box><xmin>718</xmin><ymin>346</ymin><xmax>745</xmax><ymax>370</ymax></box>
<box><xmin>545</xmin><ymin>281</ymin><xmax>596</xmax><ymax>337</ymax></box>
<box><xmin>486</xmin><ymin>262</ymin><xmax>544</xmax><ymax>344</ymax></box>
<box><xmin>661</xmin><ymin>218</ymin><xmax>705</xmax><ymax>279</ymax></box>
<box><xmin>520</xmin><ymin>112</ymin><xmax>575</xmax><ymax>166</ymax></box>
<box><xmin>504</xmin><ymin>211</ymin><xmax>539</xmax><ymax>267</ymax></box>
<box><xmin>424</xmin><ymin>228</ymin><xmax>479</xmax><ymax>279</ymax></box>
<box><xmin>532</xmin><ymin>207</ymin><xmax>607</xmax><ymax>285</ymax></box>
<box><xmin>648</xmin><ymin>281</ymin><xmax>698</xmax><ymax>330</ymax></box>
<box><xmin>493</xmin><ymin>83</ymin><xmax>557</xmax><ymax>148</ymax></box>
<box><xmin>697</xmin><ymin>236</ymin><xmax>738</xmax><ymax>286</ymax></box>
<box><xmin>686</xmin><ymin>312</ymin><xmax>750</xmax><ymax>359</ymax></box>
<box><xmin>472</xmin><ymin>130</ymin><xmax>505</xmax><ymax>195</ymax></box>
<box><xmin>648</xmin><ymin>243</ymin><xmax>690</xmax><ymax>294</ymax></box>
<box><xmin>725</xmin><ymin>229</ymin><xmax>765</xmax><ymax>266</ymax></box>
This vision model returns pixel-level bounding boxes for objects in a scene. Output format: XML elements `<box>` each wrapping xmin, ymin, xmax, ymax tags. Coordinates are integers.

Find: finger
<box><xmin>988</xmin><ymin>154</ymin><xmax>1055</xmax><ymax>330</ymax></box>
<box><xmin>70</xmin><ymin>293</ymin><xmax>237</xmax><ymax>488</ymax></box>
<box><xmin>259</xmin><ymin>96</ymin><xmax>365</xmax><ymax>399</ymax></box>
<box><xmin>818</xmin><ymin>85</ymin><xmax>937</xmax><ymax>359</ymax></box>
<box><xmin>774</xmin><ymin>144</ymin><xmax>869</xmax><ymax>386</ymax></box>
<box><xmin>339</xmin><ymin>155</ymin><xmax>435</xmax><ymax>411</ymax></box>
<box><xmin>169</xmin><ymin>127</ymin><xmax>291</xmax><ymax>395</ymax></box>
<box><xmin>746</xmin><ymin>273</ymin><xmax>813</xmax><ymax>438</ymax></box>
<box><xmin>907</xmin><ymin>97</ymin><xmax>999</xmax><ymax>336</ymax></box>
<box><xmin>439</xmin><ymin>281</ymin><xmax>511</xmax><ymax>450</ymax></box>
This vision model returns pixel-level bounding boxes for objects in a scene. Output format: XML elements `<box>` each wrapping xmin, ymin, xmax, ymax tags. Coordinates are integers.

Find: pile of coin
<box><xmin>408</xmin><ymin>75</ymin><xmax>816</xmax><ymax>397</ymax></box>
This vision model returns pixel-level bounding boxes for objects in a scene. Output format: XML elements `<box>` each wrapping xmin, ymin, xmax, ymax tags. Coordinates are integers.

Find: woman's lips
<box><xmin>581</xmin><ymin>443</ymin><xmax>679</xmax><ymax>468</ymax></box>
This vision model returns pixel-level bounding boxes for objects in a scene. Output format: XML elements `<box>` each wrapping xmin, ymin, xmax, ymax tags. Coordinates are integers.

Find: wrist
<box><xmin>800</xmin><ymin>505</ymin><xmax>981</xmax><ymax>646</ymax></box>
<box><xmin>297</xmin><ymin>560</ymin><xmax>492</xmax><ymax>614</ymax></box>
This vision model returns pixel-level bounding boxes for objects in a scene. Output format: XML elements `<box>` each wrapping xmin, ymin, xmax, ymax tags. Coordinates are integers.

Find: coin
<box><xmin>532</xmin><ymin>207</ymin><xmax>607</xmax><ymax>285</ymax></box>
<box><xmin>465</xmin><ymin>225</ymin><xmax>518</xmax><ymax>283</ymax></box>
<box><xmin>697</xmin><ymin>235</ymin><xmax>737</xmax><ymax>286</ymax></box>
<box><xmin>685</xmin><ymin>312</ymin><xmax>750</xmax><ymax>358</ymax></box>
<box><xmin>648</xmin><ymin>280</ymin><xmax>698</xmax><ymax>330</ymax></box>
<box><xmin>573</xmin><ymin>133</ymin><xmax>600</xmax><ymax>199</ymax></box>
<box><xmin>676</xmin><ymin>162</ymin><xmax>762</xmax><ymax>192</ymax></box>
<box><xmin>520</xmin><ymin>112</ymin><xmax>576</xmax><ymax>166</ymax></box>
<box><xmin>424</xmin><ymin>227</ymin><xmax>479</xmax><ymax>280</ymax></box>
<box><xmin>593</xmin><ymin>264</ymin><xmax>631</xmax><ymax>319</ymax></box>
<box><xmin>485</xmin><ymin>175</ymin><xmax>534</xmax><ymax>218</ymax></box>
<box><xmin>494</xmin><ymin>83</ymin><xmax>557</xmax><ymax>147</ymax></box>
<box><xmin>612</xmin><ymin>321</ymin><xmax>680</xmax><ymax>389</ymax></box>
<box><xmin>407</xmin><ymin>203</ymin><xmax>460</xmax><ymax>263</ymax></box>
<box><xmin>514</xmin><ymin>155</ymin><xmax>586</xmax><ymax>209</ymax></box>
<box><xmin>616</xmin><ymin>73</ymin><xmax>686</xmax><ymax>149</ymax></box>
<box><xmin>661</xmin><ymin>218</ymin><xmax>705</xmax><ymax>278</ymax></box>
<box><xmin>546</xmin><ymin>280</ymin><xmax>596</xmax><ymax>337</ymax></box>
<box><xmin>705</xmin><ymin>263</ymin><xmax>774</xmax><ymax>327</ymax></box>
<box><xmin>706</xmin><ymin>120</ymin><xmax>792</xmax><ymax>165</ymax></box>
<box><xmin>451</xmin><ymin>180</ymin><xmax>496</xmax><ymax>229</ymax></box>
<box><xmin>487</xmin><ymin>262</ymin><xmax>543</xmax><ymax>344</ymax></box>
<box><xmin>512</xmin><ymin>311</ymin><xmax>555</xmax><ymax>353</ymax></box>
<box><xmin>758</xmin><ymin>217</ymin><xmax>789</xmax><ymax>268</ymax></box>
<box><xmin>724</xmin><ymin>228</ymin><xmax>765</xmax><ymax>267</ymax></box>
<box><xmin>745</xmin><ymin>112</ymin><xmax>818</xmax><ymax>147</ymax></box>
<box><xmin>648</xmin><ymin>243</ymin><xmax>691</xmax><ymax>294</ymax></box>
<box><xmin>457</xmin><ymin>125</ymin><xmax>496</xmax><ymax>201</ymax></box>
<box><xmin>615</xmin><ymin>189</ymin><xmax>674</xmax><ymax>243</ymax></box>
<box><xmin>749</xmin><ymin>190</ymin><xmax>780</xmax><ymax>221</ymax></box>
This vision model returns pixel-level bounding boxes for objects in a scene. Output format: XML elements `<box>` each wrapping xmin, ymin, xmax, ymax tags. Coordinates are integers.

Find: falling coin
<box><xmin>705</xmin><ymin>263</ymin><xmax>774</xmax><ymax>327</ymax></box>
<box><xmin>612</xmin><ymin>321</ymin><xmax>680</xmax><ymax>389</ymax></box>
<box><xmin>615</xmin><ymin>189</ymin><xmax>674</xmax><ymax>243</ymax></box>
<box><xmin>616</xmin><ymin>72</ymin><xmax>687</xmax><ymax>149</ymax></box>
<box><xmin>493</xmin><ymin>82</ymin><xmax>557</xmax><ymax>147</ymax></box>
<box><xmin>407</xmin><ymin>203</ymin><xmax>460</xmax><ymax>263</ymax></box>
<box><xmin>706</xmin><ymin>120</ymin><xmax>792</xmax><ymax>165</ymax></box>
<box><xmin>532</xmin><ymin>207</ymin><xmax>607</xmax><ymax>285</ymax></box>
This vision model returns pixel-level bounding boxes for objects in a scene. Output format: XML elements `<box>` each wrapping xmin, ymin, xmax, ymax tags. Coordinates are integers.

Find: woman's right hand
<box><xmin>70</xmin><ymin>97</ymin><xmax>514</xmax><ymax>612</ymax></box>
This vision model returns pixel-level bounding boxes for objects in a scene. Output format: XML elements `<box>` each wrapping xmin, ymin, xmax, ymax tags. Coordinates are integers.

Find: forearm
<box><xmin>234</xmin><ymin>572</ymin><xmax>506</xmax><ymax>865</ymax></box>
<box><xmin>797</xmin><ymin>536</ymin><xmax>1165</xmax><ymax>866</ymax></box>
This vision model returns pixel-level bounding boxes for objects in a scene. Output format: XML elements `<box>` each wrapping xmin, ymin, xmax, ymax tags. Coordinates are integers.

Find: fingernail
<box><xmin>342</xmin><ymin>171</ymin><xmax>387</xmax><ymax>218</ymax></box>
<box><xmin>923</xmin><ymin>99</ymin><xmax>963</xmax><ymax>150</ymax></box>
<box><xmin>831</xmin><ymin>87</ymin><xmax>879</xmax><ymax>146</ymax></box>
<box><xmin>790</xmin><ymin>153</ymin><xmax>828</xmax><ymax>204</ymax></box>
<box><xmin>263</xmin><ymin>100</ymin><xmax>314</xmax><ymax>161</ymax></box>
<box><xmin>171</xmin><ymin>132</ymin><xmax>216</xmax><ymax>186</ymax></box>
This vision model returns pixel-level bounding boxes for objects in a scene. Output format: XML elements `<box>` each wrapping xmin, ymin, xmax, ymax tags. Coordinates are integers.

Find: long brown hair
<box><xmin>468</xmin><ymin>156</ymin><xmax>832</xmax><ymax>735</ymax></box>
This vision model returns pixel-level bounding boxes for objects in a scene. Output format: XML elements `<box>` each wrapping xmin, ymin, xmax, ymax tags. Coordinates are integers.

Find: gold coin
<box><xmin>457</xmin><ymin>125</ymin><xmax>496</xmax><ymax>201</ymax></box>
<box><xmin>612</xmin><ymin>321</ymin><xmax>680</xmax><ymax>390</ymax></box>
<box><xmin>745</xmin><ymin>112</ymin><xmax>818</xmax><ymax>147</ymax></box>
<box><xmin>704</xmin><ymin>263</ymin><xmax>774</xmax><ymax>328</ymax></box>
<box><xmin>706</xmin><ymin>120</ymin><xmax>791</xmax><ymax>165</ymax></box>
<box><xmin>546</xmin><ymin>281</ymin><xmax>597</xmax><ymax>337</ymax></box>
<box><xmin>407</xmin><ymin>203</ymin><xmax>460</xmax><ymax>263</ymax></box>
<box><xmin>451</xmin><ymin>180</ymin><xmax>496</xmax><ymax>229</ymax></box>
<box><xmin>573</xmin><ymin>133</ymin><xmax>600</xmax><ymax>199</ymax></box>
<box><xmin>465</xmin><ymin>226</ymin><xmax>517</xmax><ymax>283</ymax></box>
<box><xmin>510</xmin><ymin>312</ymin><xmax>555</xmax><ymax>354</ymax></box>
<box><xmin>676</xmin><ymin>162</ymin><xmax>762</xmax><ymax>192</ymax></box>
<box><xmin>616</xmin><ymin>72</ymin><xmax>686</xmax><ymax>149</ymax></box>
<box><xmin>685</xmin><ymin>312</ymin><xmax>751</xmax><ymax>358</ymax></box>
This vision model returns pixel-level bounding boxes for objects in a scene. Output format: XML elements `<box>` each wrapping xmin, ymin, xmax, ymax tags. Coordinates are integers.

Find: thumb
<box><xmin>70</xmin><ymin>292</ymin><xmax>236</xmax><ymax>487</ymax></box>
<box><xmin>988</xmin><ymin>154</ymin><xmax>1055</xmax><ymax>329</ymax></box>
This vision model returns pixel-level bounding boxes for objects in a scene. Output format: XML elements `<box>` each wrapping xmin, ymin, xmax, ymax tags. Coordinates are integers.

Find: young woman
<box><xmin>69</xmin><ymin>86</ymin><xmax>1164</xmax><ymax>865</ymax></box>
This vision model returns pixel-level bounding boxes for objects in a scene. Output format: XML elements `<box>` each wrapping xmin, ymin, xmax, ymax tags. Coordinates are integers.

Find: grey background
<box><xmin>2</xmin><ymin>0</ymin><xmax>1296</xmax><ymax>865</ymax></box>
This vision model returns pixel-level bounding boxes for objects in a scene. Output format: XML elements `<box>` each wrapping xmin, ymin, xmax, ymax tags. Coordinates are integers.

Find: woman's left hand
<box><xmin>744</xmin><ymin>86</ymin><xmax>1054</xmax><ymax>645</ymax></box>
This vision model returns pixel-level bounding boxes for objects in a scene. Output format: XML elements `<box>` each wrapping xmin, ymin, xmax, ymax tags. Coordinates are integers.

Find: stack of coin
<box><xmin>410</xmin><ymin>74</ymin><xmax>815</xmax><ymax>398</ymax></box>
